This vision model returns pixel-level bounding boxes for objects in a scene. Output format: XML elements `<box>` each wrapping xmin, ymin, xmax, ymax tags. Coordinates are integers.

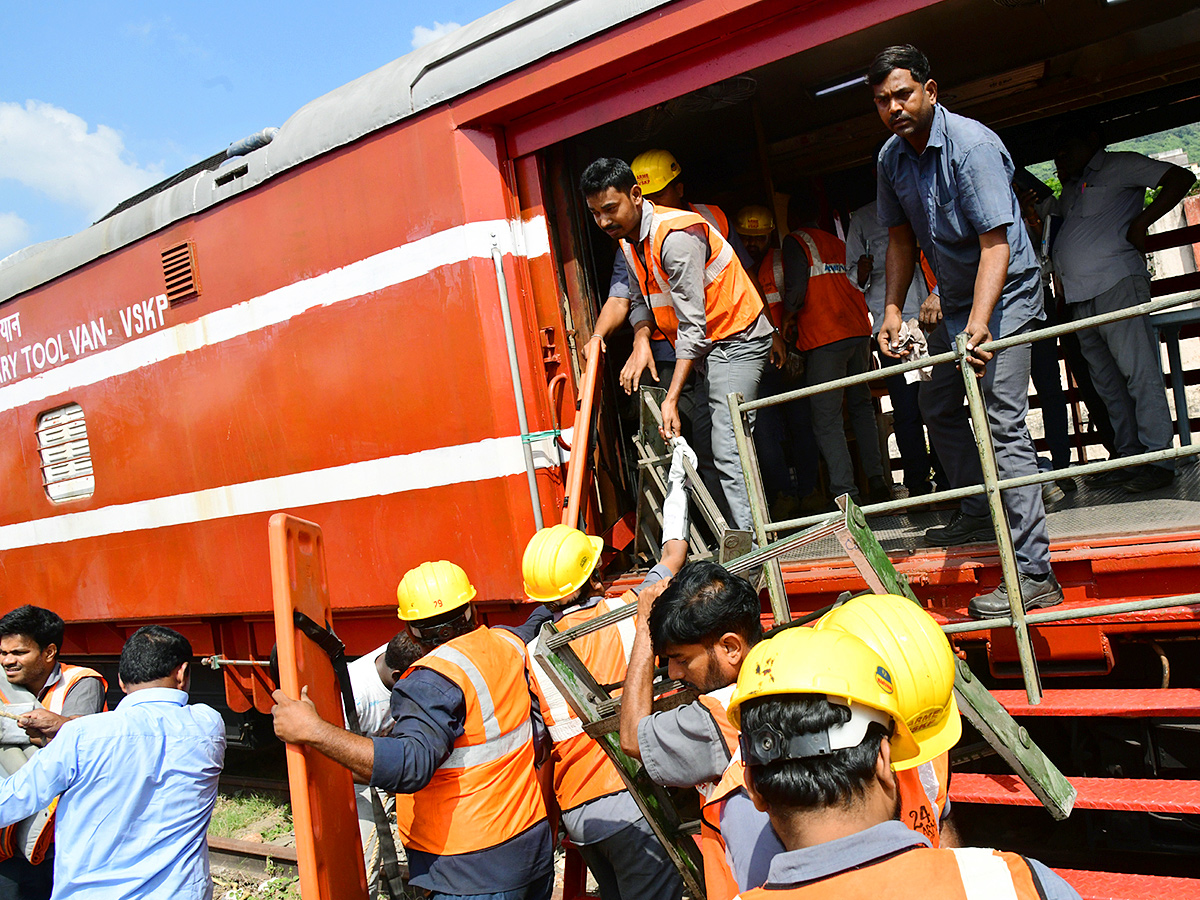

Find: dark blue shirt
<box><xmin>369</xmin><ymin>609</ymin><xmax>553</xmax><ymax>894</ymax></box>
<box><xmin>877</xmin><ymin>104</ymin><xmax>1043</xmax><ymax>337</ymax></box>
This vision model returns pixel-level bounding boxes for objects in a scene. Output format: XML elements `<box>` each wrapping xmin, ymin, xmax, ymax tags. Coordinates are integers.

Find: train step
<box><xmin>1055</xmin><ymin>869</ymin><xmax>1200</xmax><ymax>900</ymax></box>
<box><xmin>991</xmin><ymin>688</ymin><xmax>1200</xmax><ymax>718</ymax></box>
<box><xmin>951</xmin><ymin>774</ymin><xmax>1200</xmax><ymax>814</ymax></box>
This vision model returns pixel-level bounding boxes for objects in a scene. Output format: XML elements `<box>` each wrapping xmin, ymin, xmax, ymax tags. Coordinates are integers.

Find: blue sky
<box><xmin>0</xmin><ymin>1</ymin><xmax>509</xmax><ymax>259</ymax></box>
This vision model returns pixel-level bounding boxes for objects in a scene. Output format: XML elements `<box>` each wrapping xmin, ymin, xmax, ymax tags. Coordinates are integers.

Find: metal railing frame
<box><xmin>728</xmin><ymin>288</ymin><xmax>1200</xmax><ymax>705</ymax></box>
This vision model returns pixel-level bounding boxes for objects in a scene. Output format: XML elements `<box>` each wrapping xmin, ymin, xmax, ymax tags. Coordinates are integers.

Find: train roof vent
<box><xmin>161</xmin><ymin>241</ymin><xmax>200</xmax><ymax>304</ymax></box>
<box><xmin>36</xmin><ymin>403</ymin><xmax>95</xmax><ymax>502</ymax></box>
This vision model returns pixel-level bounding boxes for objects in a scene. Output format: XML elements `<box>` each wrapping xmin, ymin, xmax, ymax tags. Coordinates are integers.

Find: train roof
<box><xmin>0</xmin><ymin>0</ymin><xmax>672</xmax><ymax>304</ymax></box>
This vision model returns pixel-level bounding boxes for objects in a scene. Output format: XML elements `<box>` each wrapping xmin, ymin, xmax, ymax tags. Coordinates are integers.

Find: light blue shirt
<box><xmin>0</xmin><ymin>687</ymin><xmax>226</xmax><ymax>900</ymax></box>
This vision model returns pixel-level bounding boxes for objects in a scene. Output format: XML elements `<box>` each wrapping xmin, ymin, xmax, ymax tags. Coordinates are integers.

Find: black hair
<box><xmin>741</xmin><ymin>694</ymin><xmax>889</xmax><ymax>810</ymax></box>
<box><xmin>0</xmin><ymin>605</ymin><xmax>64</xmax><ymax>653</ymax></box>
<box><xmin>407</xmin><ymin>603</ymin><xmax>477</xmax><ymax>648</ymax></box>
<box><xmin>648</xmin><ymin>561</ymin><xmax>762</xmax><ymax>654</ymax></box>
<box><xmin>787</xmin><ymin>190</ymin><xmax>820</xmax><ymax>226</ymax></box>
<box><xmin>119</xmin><ymin>625</ymin><xmax>192</xmax><ymax>685</ymax></box>
<box><xmin>384</xmin><ymin>631</ymin><xmax>424</xmax><ymax>672</ymax></box>
<box><xmin>867</xmin><ymin>45</ymin><xmax>931</xmax><ymax>87</ymax></box>
<box><xmin>580</xmin><ymin>158</ymin><xmax>637</xmax><ymax>196</ymax></box>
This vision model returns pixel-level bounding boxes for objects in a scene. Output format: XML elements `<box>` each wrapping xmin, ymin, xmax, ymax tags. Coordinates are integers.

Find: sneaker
<box><xmin>1085</xmin><ymin>466</ymin><xmax>1131</xmax><ymax>487</ymax></box>
<box><xmin>923</xmin><ymin>510</ymin><xmax>994</xmax><ymax>547</ymax></box>
<box><xmin>867</xmin><ymin>475</ymin><xmax>894</xmax><ymax>504</ymax></box>
<box><xmin>1123</xmin><ymin>465</ymin><xmax>1174</xmax><ymax>494</ymax></box>
<box><xmin>968</xmin><ymin>570</ymin><xmax>1064</xmax><ymax>619</ymax></box>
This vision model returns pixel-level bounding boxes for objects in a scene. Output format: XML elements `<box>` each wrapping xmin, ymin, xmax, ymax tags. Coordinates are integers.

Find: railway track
<box><xmin>208</xmin><ymin>834</ymin><xmax>298</xmax><ymax>879</ymax></box>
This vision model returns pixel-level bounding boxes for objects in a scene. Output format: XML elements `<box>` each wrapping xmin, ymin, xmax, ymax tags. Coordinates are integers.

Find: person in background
<box><xmin>725</xmin><ymin>626</ymin><xmax>1082</xmax><ymax>900</ymax></box>
<box><xmin>783</xmin><ymin>191</ymin><xmax>892</xmax><ymax>508</ymax></box>
<box><xmin>736</xmin><ymin>204</ymin><xmax>820</xmax><ymax>519</ymax></box>
<box><xmin>846</xmin><ymin>184</ymin><xmax>940</xmax><ymax>497</ymax></box>
<box><xmin>1051</xmin><ymin>121</ymin><xmax>1196</xmax><ymax>494</ymax></box>
<box><xmin>0</xmin><ymin>626</ymin><xmax>226</xmax><ymax>900</ymax></box>
<box><xmin>871</xmin><ymin>44</ymin><xmax>1061</xmax><ymax>619</ymax></box>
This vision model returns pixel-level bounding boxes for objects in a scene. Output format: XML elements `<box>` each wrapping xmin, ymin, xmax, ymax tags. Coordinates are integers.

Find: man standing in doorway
<box><xmin>870</xmin><ymin>45</ymin><xmax>1061</xmax><ymax>619</ymax></box>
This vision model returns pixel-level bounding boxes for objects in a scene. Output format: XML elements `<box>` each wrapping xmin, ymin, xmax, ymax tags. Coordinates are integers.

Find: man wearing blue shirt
<box><xmin>0</xmin><ymin>626</ymin><xmax>226</xmax><ymax>900</ymax></box>
<box><xmin>870</xmin><ymin>45</ymin><xmax>1061</xmax><ymax>620</ymax></box>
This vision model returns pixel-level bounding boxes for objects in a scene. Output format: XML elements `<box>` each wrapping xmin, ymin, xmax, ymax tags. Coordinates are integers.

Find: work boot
<box><xmin>1041</xmin><ymin>481</ymin><xmax>1064</xmax><ymax>505</ymax></box>
<box><xmin>1057</xmin><ymin>476</ymin><xmax>1078</xmax><ymax>493</ymax></box>
<box><xmin>968</xmin><ymin>570</ymin><xmax>1064</xmax><ymax>619</ymax></box>
<box><xmin>1123</xmin><ymin>465</ymin><xmax>1174</xmax><ymax>494</ymax></box>
<box><xmin>1085</xmin><ymin>466</ymin><xmax>1131</xmax><ymax>487</ymax></box>
<box><xmin>923</xmin><ymin>510</ymin><xmax>993</xmax><ymax>547</ymax></box>
<box><xmin>867</xmin><ymin>475</ymin><xmax>894</xmax><ymax>504</ymax></box>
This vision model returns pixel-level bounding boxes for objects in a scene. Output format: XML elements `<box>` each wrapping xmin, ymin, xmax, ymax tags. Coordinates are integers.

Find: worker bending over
<box><xmin>726</xmin><ymin>627</ymin><xmax>1081</xmax><ymax>900</ymax></box>
<box><xmin>523</xmin><ymin>440</ymin><xmax>695</xmax><ymax>900</ymax></box>
<box><xmin>272</xmin><ymin>563</ymin><xmax>554</xmax><ymax>900</ymax></box>
<box><xmin>582</xmin><ymin>157</ymin><xmax>782</xmax><ymax>533</ymax></box>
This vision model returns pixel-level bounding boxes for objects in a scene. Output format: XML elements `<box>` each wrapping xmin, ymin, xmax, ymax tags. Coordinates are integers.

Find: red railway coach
<box><xmin>4</xmin><ymin>0</ymin><xmax>1200</xmax><ymax>887</ymax></box>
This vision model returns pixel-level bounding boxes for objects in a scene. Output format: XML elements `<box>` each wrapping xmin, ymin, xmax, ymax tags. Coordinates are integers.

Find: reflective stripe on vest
<box><xmin>623</xmin><ymin>202</ymin><xmax>765</xmax><ymax>346</ymax></box>
<box><xmin>735</xmin><ymin>846</ymin><xmax>1043</xmax><ymax>900</ymax></box>
<box><xmin>39</xmin><ymin>664</ymin><xmax>107</xmax><ymax>715</ymax></box>
<box><xmin>695</xmin><ymin>684</ymin><xmax>739</xmax><ymax>803</ymax></box>
<box><xmin>758</xmin><ymin>250</ymin><xmax>784</xmax><ymax>325</ymax></box>
<box><xmin>786</xmin><ymin>227</ymin><xmax>871</xmax><ymax>352</ymax></box>
<box><xmin>698</xmin><ymin>749</ymin><xmax>747</xmax><ymax>900</ymax></box>
<box><xmin>691</xmin><ymin>203</ymin><xmax>730</xmax><ymax>238</ymax></box>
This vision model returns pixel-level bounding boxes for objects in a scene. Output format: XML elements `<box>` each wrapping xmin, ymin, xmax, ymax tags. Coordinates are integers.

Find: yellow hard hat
<box><xmin>735</xmin><ymin>205</ymin><xmax>775</xmax><ymax>236</ymax></box>
<box><xmin>522</xmin><ymin>525</ymin><xmax>604</xmax><ymax>602</ymax></box>
<box><xmin>631</xmin><ymin>149</ymin><xmax>682</xmax><ymax>195</ymax></box>
<box><xmin>396</xmin><ymin>561</ymin><xmax>476</xmax><ymax>622</ymax></box>
<box><xmin>816</xmin><ymin>594</ymin><xmax>961</xmax><ymax>770</ymax></box>
<box><xmin>727</xmin><ymin>626</ymin><xmax>920</xmax><ymax>766</ymax></box>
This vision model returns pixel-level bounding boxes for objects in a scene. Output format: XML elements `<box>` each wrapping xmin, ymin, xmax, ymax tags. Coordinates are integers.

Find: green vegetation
<box><xmin>208</xmin><ymin>791</ymin><xmax>292</xmax><ymax>842</ymax></box>
<box><xmin>1113</xmin><ymin>124</ymin><xmax>1200</xmax><ymax>165</ymax></box>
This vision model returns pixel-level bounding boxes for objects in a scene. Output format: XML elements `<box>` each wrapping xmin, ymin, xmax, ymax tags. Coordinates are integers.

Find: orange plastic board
<box><xmin>269</xmin><ymin>514</ymin><xmax>369</xmax><ymax>900</ymax></box>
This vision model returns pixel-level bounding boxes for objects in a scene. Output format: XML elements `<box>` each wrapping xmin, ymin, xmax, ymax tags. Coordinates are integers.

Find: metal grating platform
<box><xmin>777</xmin><ymin>459</ymin><xmax>1200</xmax><ymax>565</ymax></box>
<box><xmin>952</xmin><ymin>773</ymin><xmax>1200</xmax><ymax>814</ymax></box>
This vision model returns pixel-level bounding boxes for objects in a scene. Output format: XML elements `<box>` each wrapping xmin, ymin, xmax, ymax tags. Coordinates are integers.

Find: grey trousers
<box><xmin>575</xmin><ymin>814</ymin><xmax>684</xmax><ymax>900</ymax></box>
<box><xmin>1071</xmin><ymin>275</ymin><xmax>1174</xmax><ymax>471</ymax></box>
<box><xmin>806</xmin><ymin>335</ymin><xmax>884</xmax><ymax>498</ymax></box>
<box><xmin>920</xmin><ymin>321</ymin><xmax>1051</xmax><ymax>574</ymax></box>
<box><xmin>695</xmin><ymin>335</ymin><xmax>771</xmax><ymax>532</ymax></box>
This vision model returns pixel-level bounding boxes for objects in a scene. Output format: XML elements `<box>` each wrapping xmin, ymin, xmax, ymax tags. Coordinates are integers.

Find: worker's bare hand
<box><xmin>619</xmin><ymin>342</ymin><xmax>658</xmax><ymax>395</ymax></box>
<box><xmin>769</xmin><ymin>330</ymin><xmax>786</xmax><ymax>369</ymax></box>
<box><xmin>918</xmin><ymin>292</ymin><xmax>942</xmax><ymax>330</ymax></box>
<box><xmin>659</xmin><ymin>396</ymin><xmax>682</xmax><ymax>441</ymax></box>
<box><xmin>961</xmin><ymin>321</ymin><xmax>993</xmax><ymax>376</ymax></box>
<box><xmin>581</xmin><ymin>334</ymin><xmax>606</xmax><ymax>365</ymax></box>
<box><xmin>271</xmin><ymin>686</ymin><xmax>323</xmax><ymax>745</ymax></box>
<box><xmin>18</xmin><ymin>708</ymin><xmax>68</xmax><ymax>743</ymax></box>
<box><xmin>781</xmin><ymin>311</ymin><xmax>799</xmax><ymax>347</ymax></box>
<box><xmin>637</xmin><ymin>576</ymin><xmax>672</xmax><ymax>626</ymax></box>
<box><xmin>856</xmin><ymin>254</ymin><xmax>873</xmax><ymax>288</ymax></box>
<box><xmin>877</xmin><ymin>309</ymin><xmax>906</xmax><ymax>359</ymax></box>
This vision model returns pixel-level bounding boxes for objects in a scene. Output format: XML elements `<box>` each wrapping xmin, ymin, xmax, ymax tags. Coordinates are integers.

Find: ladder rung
<box><xmin>992</xmin><ymin>688</ymin><xmax>1200</xmax><ymax>718</ymax></box>
<box><xmin>952</xmin><ymin>773</ymin><xmax>1200</xmax><ymax>814</ymax></box>
<box><xmin>1054</xmin><ymin>869</ymin><xmax>1200</xmax><ymax>900</ymax></box>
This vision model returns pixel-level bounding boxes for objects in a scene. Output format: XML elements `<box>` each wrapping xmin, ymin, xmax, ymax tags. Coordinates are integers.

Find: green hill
<box><xmin>1112</xmin><ymin>123</ymin><xmax>1200</xmax><ymax>165</ymax></box>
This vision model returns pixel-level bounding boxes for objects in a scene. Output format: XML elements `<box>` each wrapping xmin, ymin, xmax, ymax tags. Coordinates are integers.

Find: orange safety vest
<box><xmin>622</xmin><ymin>202</ymin><xmax>766</xmax><ymax>347</ymax></box>
<box><xmin>757</xmin><ymin>249</ymin><xmax>785</xmax><ymax>328</ymax></box>
<box><xmin>528</xmin><ymin>591</ymin><xmax>638</xmax><ymax>813</ymax></box>
<box><xmin>38</xmin><ymin>663</ymin><xmax>108</xmax><ymax>714</ymax></box>
<box><xmin>690</xmin><ymin>203</ymin><xmax>730</xmax><ymax>238</ymax></box>
<box><xmin>691</xmin><ymin>685</ymin><xmax>745</xmax><ymax>900</ymax></box>
<box><xmin>736</xmin><ymin>845</ymin><xmax>1045</xmax><ymax>900</ymax></box>
<box><xmin>394</xmin><ymin>626</ymin><xmax>546</xmax><ymax>857</ymax></box>
<box><xmin>897</xmin><ymin>752</ymin><xmax>950</xmax><ymax>848</ymax></box>
<box><xmin>786</xmin><ymin>228</ymin><xmax>871</xmax><ymax>352</ymax></box>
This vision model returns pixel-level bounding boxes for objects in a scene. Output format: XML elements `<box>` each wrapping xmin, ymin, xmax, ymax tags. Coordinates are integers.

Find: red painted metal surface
<box><xmin>952</xmin><ymin>774</ymin><xmax>1200</xmax><ymax>814</ymax></box>
<box><xmin>992</xmin><ymin>689</ymin><xmax>1200</xmax><ymax>718</ymax></box>
<box><xmin>1055</xmin><ymin>869</ymin><xmax>1200</xmax><ymax>900</ymax></box>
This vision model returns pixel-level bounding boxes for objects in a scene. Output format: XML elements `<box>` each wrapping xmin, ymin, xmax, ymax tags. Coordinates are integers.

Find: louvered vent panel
<box><xmin>36</xmin><ymin>403</ymin><xmax>95</xmax><ymax>502</ymax></box>
<box><xmin>161</xmin><ymin>241</ymin><xmax>200</xmax><ymax>304</ymax></box>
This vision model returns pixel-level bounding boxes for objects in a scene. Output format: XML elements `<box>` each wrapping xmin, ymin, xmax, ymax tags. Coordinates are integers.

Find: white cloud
<box><xmin>0</xmin><ymin>100</ymin><xmax>163</xmax><ymax>222</ymax></box>
<box><xmin>412</xmin><ymin>21</ymin><xmax>462</xmax><ymax>50</ymax></box>
<box><xmin>0</xmin><ymin>213</ymin><xmax>30</xmax><ymax>258</ymax></box>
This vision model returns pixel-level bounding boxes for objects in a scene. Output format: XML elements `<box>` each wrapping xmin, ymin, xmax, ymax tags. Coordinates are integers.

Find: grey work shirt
<box><xmin>626</xmin><ymin>199</ymin><xmax>773</xmax><ymax>361</ymax></box>
<box><xmin>877</xmin><ymin>104</ymin><xmax>1043</xmax><ymax>338</ymax></box>
<box><xmin>754</xmin><ymin>821</ymin><xmax>1081</xmax><ymax>900</ymax></box>
<box><xmin>844</xmin><ymin>200</ymin><xmax>927</xmax><ymax>330</ymax></box>
<box><xmin>1052</xmin><ymin>149</ymin><xmax>1173</xmax><ymax>303</ymax></box>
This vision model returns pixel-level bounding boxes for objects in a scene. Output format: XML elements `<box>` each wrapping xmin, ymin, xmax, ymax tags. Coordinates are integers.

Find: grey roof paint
<box><xmin>0</xmin><ymin>0</ymin><xmax>674</xmax><ymax>304</ymax></box>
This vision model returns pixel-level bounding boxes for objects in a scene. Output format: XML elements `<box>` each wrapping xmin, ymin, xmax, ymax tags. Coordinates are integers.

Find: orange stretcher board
<box><xmin>269</xmin><ymin>513</ymin><xmax>369</xmax><ymax>900</ymax></box>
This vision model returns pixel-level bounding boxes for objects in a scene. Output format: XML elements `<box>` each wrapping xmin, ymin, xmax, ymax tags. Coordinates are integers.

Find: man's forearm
<box><xmin>620</xmin><ymin>624</ymin><xmax>655</xmax><ymax>760</ymax></box>
<box><xmin>666</xmin><ymin>358</ymin><xmax>693</xmax><ymax>402</ymax></box>
<box><xmin>594</xmin><ymin>296</ymin><xmax>633</xmax><ymax>340</ymax></box>
<box><xmin>885</xmin><ymin>226</ymin><xmax>918</xmax><ymax>315</ymax></box>
<box><xmin>968</xmin><ymin>236</ymin><xmax>1009</xmax><ymax>331</ymax></box>
<box><xmin>1137</xmin><ymin>167</ymin><xmax>1196</xmax><ymax>231</ymax></box>
<box><xmin>299</xmin><ymin>719</ymin><xmax>376</xmax><ymax>783</ymax></box>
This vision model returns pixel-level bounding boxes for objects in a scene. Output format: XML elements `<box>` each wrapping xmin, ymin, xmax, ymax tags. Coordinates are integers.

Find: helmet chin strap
<box><xmin>741</xmin><ymin>698</ymin><xmax>894</xmax><ymax>766</ymax></box>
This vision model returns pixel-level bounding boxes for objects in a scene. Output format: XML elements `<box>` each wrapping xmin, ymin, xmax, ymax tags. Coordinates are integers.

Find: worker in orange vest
<box><xmin>0</xmin><ymin>605</ymin><xmax>107</xmax><ymax>745</ymax></box>
<box><xmin>272</xmin><ymin>562</ymin><xmax>555</xmax><ymax>900</ymax></box>
<box><xmin>581</xmin><ymin>157</ymin><xmax>783</xmax><ymax>533</ymax></box>
<box><xmin>522</xmin><ymin>516</ymin><xmax>690</xmax><ymax>898</ymax></box>
<box><xmin>726</xmin><ymin>627</ymin><xmax>1081</xmax><ymax>900</ymax></box>
<box><xmin>781</xmin><ymin>191</ymin><xmax>891</xmax><ymax>509</ymax></box>
<box><xmin>734</xmin><ymin>204</ymin><xmax>820</xmax><ymax>520</ymax></box>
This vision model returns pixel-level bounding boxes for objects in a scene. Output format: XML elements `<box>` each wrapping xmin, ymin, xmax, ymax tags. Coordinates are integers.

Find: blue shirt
<box><xmin>0</xmin><ymin>688</ymin><xmax>225</xmax><ymax>900</ymax></box>
<box><xmin>877</xmin><ymin>104</ymin><xmax>1043</xmax><ymax>337</ymax></box>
